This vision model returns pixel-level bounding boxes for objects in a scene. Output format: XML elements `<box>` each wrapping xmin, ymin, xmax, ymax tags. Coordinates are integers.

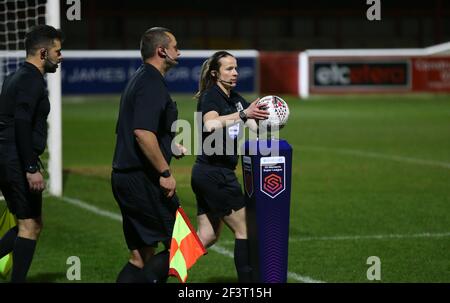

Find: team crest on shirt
<box><xmin>260</xmin><ymin>156</ymin><xmax>286</xmax><ymax>199</ymax></box>
<box><xmin>235</xmin><ymin>102</ymin><xmax>244</xmax><ymax>111</ymax></box>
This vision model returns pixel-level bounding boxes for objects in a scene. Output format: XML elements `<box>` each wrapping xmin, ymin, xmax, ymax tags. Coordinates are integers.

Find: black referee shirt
<box><xmin>0</xmin><ymin>62</ymin><xmax>50</xmax><ymax>168</ymax></box>
<box><xmin>196</xmin><ymin>84</ymin><xmax>249</xmax><ymax>170</ymax></box>
<box><xmin>113</xmin><ymin>63</ymin><xmax>178</xmax><ymax>173</ymax></box>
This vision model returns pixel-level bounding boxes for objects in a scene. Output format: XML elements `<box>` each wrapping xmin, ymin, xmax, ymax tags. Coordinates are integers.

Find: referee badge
<box><xmin>228</xmin><ymin>123</ymin><xmax>240</xmax><ymax>139</ymax></box>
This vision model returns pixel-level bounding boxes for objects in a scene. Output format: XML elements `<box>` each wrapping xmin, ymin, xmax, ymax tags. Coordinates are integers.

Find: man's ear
<box><xmin>40</xmin><ymin>48</ymin><xmax>47</xmax><ymax>60</ymax></box>
<box><xmin>158</xmin><ymin>47</ymin><xmax>166</xmax><ymax>58</ymax></box>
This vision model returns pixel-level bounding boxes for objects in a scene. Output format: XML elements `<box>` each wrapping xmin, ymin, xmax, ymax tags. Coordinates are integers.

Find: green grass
<box><xmin>3</xmin><ymin>93</ymin><xmax>449</xmax><ymax>282</ymax></box>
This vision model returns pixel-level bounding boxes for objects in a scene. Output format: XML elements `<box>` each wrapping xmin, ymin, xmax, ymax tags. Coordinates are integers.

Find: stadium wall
<box><xmin>8</xmin><ymin>45</ymin><xmax>447</xmax><ymax>97</ymax></box>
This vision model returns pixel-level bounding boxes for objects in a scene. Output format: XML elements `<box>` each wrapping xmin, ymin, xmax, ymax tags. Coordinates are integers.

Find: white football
<box><xmin>256</xmin><ymin>95</ymin><xmax>290</xmax><ymax>129</ymax></box>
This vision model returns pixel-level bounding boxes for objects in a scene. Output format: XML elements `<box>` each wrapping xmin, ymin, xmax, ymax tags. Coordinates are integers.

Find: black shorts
<box><xmin>111</xmin><ymin>170</ymin><xmax>178</xmax><ymax>250</ymax></box>
<box><xmin>191</xmin><ymin>163</ymin><xmax>245</xmax><ymax>218</ymax></box>
<box><xmin>0</xmin><ymin>145</ymin><xmax>42</xmax><ymax>219</ymax></box>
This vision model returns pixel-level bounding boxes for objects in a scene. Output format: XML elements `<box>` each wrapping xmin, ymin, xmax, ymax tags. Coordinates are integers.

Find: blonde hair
<box><xmin>194</xmin><ymin>51</ymin><xmax>234</xmax><ymax>99</ymax></box>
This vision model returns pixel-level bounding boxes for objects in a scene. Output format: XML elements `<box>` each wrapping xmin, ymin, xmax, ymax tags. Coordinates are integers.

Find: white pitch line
<box><xmin>59</xmin><ymin>196</ymin><xmax>122</xmax><ymax>222</ymax></box>
<box><xmin>221</xmin><ymin>232</ymin><xmax>450</xmax><ymax>245</ymax></box>
<box><xmin>206</xmin><ymin>245</ymin><xmax>324</xmax><ymax>283</ymax></box>
<box><xmin>290</xmin><ymin>232</ymin><xmax>450</xmax><ymax>242</ymax></box>
<box><xmin>295</xmin><ymin>145</ymin><xmax>450</xmax><ymax>170</ymax></box>
<box><xmin>287</xmin><ymin>272</ymin><xmax>324</xmax><ymax>283</ymax></box>
<box><xmin>56</xmin><ymin>196</ymin><xmax>323</xmax><ymax>283</ymax></box>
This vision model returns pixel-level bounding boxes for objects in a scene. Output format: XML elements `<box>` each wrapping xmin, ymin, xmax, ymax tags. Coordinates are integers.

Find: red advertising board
<box><xmin>411</xmin><ymin>57</ymin><xmax>450</xmax><ymax>92</ymax></box>
<box><xmin>259</xmin><ymin>52</ymin><xmax>298</xmax><ymax>95</ymax></box>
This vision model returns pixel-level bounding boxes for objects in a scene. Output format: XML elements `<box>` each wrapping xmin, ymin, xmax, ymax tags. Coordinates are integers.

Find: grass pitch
<box><xmin>2</xmin><ymin>93</ymin><xmax>449</xmax><ymax>282</ymax></box>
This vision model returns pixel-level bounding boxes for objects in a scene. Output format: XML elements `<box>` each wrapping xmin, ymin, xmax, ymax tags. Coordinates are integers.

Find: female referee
<box><xmin>191</xmin><ymin>51</ymin><xmax>268</xmax><ymax>282</ymax></box>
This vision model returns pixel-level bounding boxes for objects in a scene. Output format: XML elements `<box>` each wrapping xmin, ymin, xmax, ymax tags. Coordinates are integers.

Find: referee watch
<box><xmin>239</xmin><ymin>109</ymin><xmax>248</xmax><ymax>123</ymax></box>
<box><xmin>160</xmin><ymin>169</ymin><xmax>171</xmax><ymax>178</ymax></box>
<box><xmin>26</xmin><ymin>164</ymin><xmax>39</xmax><ymax>174</ymax></box>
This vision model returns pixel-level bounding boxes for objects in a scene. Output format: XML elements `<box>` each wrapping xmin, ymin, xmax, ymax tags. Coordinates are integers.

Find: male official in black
<box><xmin>0</xmin><ymin>25</ymin><xmax>63</xmax><ymax>282</ymax></box>
<box><xmin>112</xmin><ymin>27</ymin><xmax>186</xmax><ymax>283</ymax></box>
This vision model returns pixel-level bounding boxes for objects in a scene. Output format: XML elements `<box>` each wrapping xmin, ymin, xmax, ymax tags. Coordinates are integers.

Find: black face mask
<box><xmin>43</xmin><ymin>57</ymin><xmax>58</xmax><ymax>73</ymax></box>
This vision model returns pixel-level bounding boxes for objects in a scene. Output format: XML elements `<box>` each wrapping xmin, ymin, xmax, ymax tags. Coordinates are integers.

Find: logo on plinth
<box><xmin>260</xmin><ymin>156</ymin><xmax>285</xmax><ymax>199</ymax></box>
<box><xmin>243</xmin><ymin>156</ymin><xmax>253</xmax><ymax>197</ymax></box>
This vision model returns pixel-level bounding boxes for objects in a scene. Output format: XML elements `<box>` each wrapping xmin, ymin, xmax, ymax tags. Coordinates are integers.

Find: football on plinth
<box><xmin>256</xmin><ymin>95</ymin><xmax>290</xmax><ymax>129</ymax></box>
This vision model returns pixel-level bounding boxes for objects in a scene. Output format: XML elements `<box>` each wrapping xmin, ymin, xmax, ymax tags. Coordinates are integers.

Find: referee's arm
<box><xmin>134</xmin><ymin>129</ymin><xmax>176</xmax><ymax>198</ymax></box>
<box><xmin>203</xmin><ymin>99</ymin><xmax>269</xmax><ymax>132</ymax></box>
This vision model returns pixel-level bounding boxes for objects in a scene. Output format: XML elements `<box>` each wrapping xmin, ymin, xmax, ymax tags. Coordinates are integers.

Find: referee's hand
<box><xmin>245</xmin><ymin>99</ymin><xmax>270</xmax><ymax>120</ymax></box>
<box><xmin>26</xmin><ymin>172</ymin><xmax>45</xmax><ymax>193</ymax></box>
<box><xmin>173</xmin><ymin>143</ymin><xmax>187</xmax><ymax>159</ymax></box>
<box><xmin>160</xmin><ymin>175</ymin><xmax>176</xmax><ymax>198</ymax></box>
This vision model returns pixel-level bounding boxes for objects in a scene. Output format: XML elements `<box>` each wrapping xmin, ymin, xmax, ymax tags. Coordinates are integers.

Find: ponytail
<box><xmin>194</xmin><ymin>57</ymin><xmax>214</xmax><ymax>99</ymax></box>
<box><xmin>194</xmin><ymin>51</ymin><xmax>234</xmax><ymax>100</ymax></box>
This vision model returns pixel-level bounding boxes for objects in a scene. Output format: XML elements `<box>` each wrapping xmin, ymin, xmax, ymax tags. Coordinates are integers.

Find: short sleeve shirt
<box><xmin>113</xmin><ymin>63</ymin><xmax>178</xmax><ymax>172</ymax></box>
<box><xmin>196</xmin><ymin>84</ymin><xmax>250</xmax><ymax>170</ymax></box>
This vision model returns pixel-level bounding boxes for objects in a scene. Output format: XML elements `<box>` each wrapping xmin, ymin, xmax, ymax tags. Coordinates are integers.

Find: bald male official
<box><xmin>112</xmin><ymin>27</ymin><xmax>187</xmax><ymax>283</ymax></box>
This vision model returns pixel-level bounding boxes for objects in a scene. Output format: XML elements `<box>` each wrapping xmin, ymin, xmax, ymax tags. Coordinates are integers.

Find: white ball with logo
<box><xmin>256</xmin><ymin>95</ymin><xmax>290</xmax><ymax>129</ymax></box>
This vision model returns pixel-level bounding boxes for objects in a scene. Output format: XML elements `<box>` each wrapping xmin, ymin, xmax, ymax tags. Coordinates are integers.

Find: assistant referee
<box><xmin>112</xmin><ymin>27</ymin><xmax>185</xmax><ymax>283</ymax></box>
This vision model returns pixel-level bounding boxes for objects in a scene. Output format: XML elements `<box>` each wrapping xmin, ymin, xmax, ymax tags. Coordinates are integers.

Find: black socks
<box><xmin>116</xmin><ymin>250</ymin><xmax>170</xmax><ymax>283</ymax></box>
<box><xmin>234</xmin><ymin>239</ymin><xmax>253</xmax><ymax>283</ymax></box>
<box><xmin>11</xmin><ymin>237</ymin><xmax>37</xmax><ymax>283</ymax></box>
<box><xmin>142</xmin><ymin>250</ymin><xmax>169</xmax><ymax>283</ymax></box>
<box><xmin>0</xmin><ymin>226</ymin><xmax>18</xmax><ymax>259</ymax></box>
<box><xmin>116</xmin><ymin>262</ymin><xmax>145</xmax><ymax>283</ymax></box>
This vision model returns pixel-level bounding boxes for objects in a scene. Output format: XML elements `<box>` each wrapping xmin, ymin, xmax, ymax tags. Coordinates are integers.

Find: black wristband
<box><xmin>26</xmin><ymin>164</ymin><xmax>39</xmax><ymax>174</ymax></box>
<box><xmin>239</xmin><ymin>110</ymin><xmax>248</xmax><ymax>123</ymax></box>
<box><xmin>160</xmin><ymin>169</ymin><xmax>171</xmax><ymax>178</ymax></box>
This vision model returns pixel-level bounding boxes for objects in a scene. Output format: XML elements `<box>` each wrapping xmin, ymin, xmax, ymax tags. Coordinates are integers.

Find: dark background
<box><xmin>59</xmin><ymin>0</ymin><xmax>450</xmax><ymax>50</ymax></box>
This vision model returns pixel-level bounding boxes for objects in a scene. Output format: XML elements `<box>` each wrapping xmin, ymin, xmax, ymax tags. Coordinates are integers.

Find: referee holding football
<box><xmin>0</xmin><ymin>25</ymin><xmax>63</xmax><ymax>282</ymax></box>
<box><xmin>192</xmin><ymin>51</ymin><xmax>268</xmax><ymax>282</ymax></box>
<box><xmin>112</xmin><ymin>27</ymin><xmax>185</xmax><ymax>283</ymax></box>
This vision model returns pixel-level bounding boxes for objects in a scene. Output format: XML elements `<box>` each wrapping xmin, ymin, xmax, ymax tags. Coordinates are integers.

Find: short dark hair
<box><xmin>25</xmin><ymin>25</ymin><xmax>64</xmax><ymax>56</ymax></box>
<box><xmin>140</xmin><ymin>27</ymin><xmax>172</xmax><ymax>61</ymax></box>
